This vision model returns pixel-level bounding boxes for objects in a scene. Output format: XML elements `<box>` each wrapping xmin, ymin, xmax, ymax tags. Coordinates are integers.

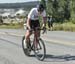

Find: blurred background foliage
<box><xmin>40</xmin><ymin>0</ymin><xmax>75</xmax><ymax>23</ymax></box>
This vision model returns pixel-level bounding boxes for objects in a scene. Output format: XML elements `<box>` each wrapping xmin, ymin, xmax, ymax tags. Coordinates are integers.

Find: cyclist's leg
<box><xmin>35</xmin><ymin>29</ymin><xmax>40</xmax><ymax>38</ymax></box>
<box><xmin>33</xmin><ymin>30</ymin><xmax>40</xmax><ymax>53</ymax></box>
<box><xmin>25</xmin><ymin>30</ymin><xmax>32</xmax><ymax>48</ymax></box>
<box><xmin>25</xmin><ymin>19</ymin><xmax>33</xmax><ymax>48</ymax></box>
<box><xmin>34</xmin><ymin>27</ymin><xmax>40</xmax><ymax>49</ymax></box>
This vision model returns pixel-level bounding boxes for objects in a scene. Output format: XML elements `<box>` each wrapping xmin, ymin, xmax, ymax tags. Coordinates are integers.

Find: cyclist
<box><xmin>25</xmin><ymin>4</ymin><xmax>46</xmax><ymax>48</ymax></box>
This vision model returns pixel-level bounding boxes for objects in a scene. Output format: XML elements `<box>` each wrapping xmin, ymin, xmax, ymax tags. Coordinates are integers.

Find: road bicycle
<box><xmin>22</xmin><ymin>27</ymin><xmax>46</xmax><ymax>61</ymax></box>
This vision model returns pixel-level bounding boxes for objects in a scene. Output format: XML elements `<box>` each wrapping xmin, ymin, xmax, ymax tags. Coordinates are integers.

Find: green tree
<box><xmin>40</xmin><ymin>0</ymin><xmax>75</xmax><ymax>23</ymax></box>
<box><xmin>46</xmin><ymin>0</ymin><xmax>72</xmax><ymax>22</ymax></box>
<box><xmin>64</xmin><ymin>0</ymin><xmax>71</xmax><ymax>20</ymax></box>
<box><xmin>70</xmin><ymin>0</ymin><xmax>75</xmax><ymax>23</ymax></box>
<box><xmin>41</xmin><ymin>0</ymin><xmax>46</xmax><ymax>9</ymax></box>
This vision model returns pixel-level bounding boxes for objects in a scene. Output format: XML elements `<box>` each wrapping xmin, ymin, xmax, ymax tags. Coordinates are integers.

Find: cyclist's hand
<box><xmin>29</xmin><ymin>28</ymin><xmax>32</xmax><ymax>32</ymax></box>
<box><xmin>42</xmin><ymin>26</ymin><xmax>47</xmax><ymax>34</ymax></box>
<box><xmin>27</xmin><ymin>27</ymin><xmax>32</xmax><ymax>32</ymax></box>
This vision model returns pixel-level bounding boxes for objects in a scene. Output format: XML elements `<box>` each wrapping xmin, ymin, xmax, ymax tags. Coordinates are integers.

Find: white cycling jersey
<box><xmin>28</xmin><ymin>8</ymin><xmax>46</xmax><ymax>20</ymax></box>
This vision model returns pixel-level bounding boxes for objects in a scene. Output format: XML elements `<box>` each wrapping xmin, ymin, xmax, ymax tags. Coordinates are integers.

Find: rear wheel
<box><xmin>34</xmin><ymin>38</ymin><xmax>46</xmax><ymax>61</ymax></box>
<box><xmin>22</xmin><ymin>36</ymin><xmax>31</xmax><ymax>56</ymax></box>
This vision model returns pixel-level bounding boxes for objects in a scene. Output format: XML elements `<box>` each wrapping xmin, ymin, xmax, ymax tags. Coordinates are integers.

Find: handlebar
<box><xmin>23</xmin><ymin>24</ymin><xmax>47</xmax><ymax>34</ymax></box>
<box><xmin>30</xmin><ymin>27</ymin><xmax>47</xmax><ymax>34</ymax></box>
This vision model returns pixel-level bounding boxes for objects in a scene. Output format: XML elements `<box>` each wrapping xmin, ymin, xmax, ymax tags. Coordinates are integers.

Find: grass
<box><xmin>0</xmin><ymin>22</ymin><xmax>24</xmax><ymax>29</ymax></box>
<box><xmin>53</xmin><ymin>22</ymin><xmax>75</xmax><ymax>32</ymax></box>
<box><xmin>0</xmin><ymin>21</ymin><xmax>75</xmax><ymax>32</ymax></box>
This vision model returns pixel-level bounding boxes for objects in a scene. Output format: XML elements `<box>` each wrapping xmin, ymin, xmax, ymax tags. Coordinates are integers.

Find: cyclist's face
<box><xmin>38</xmin><ymin>10</ymin><xmax>43</xmax><ymax>14</ymax></box>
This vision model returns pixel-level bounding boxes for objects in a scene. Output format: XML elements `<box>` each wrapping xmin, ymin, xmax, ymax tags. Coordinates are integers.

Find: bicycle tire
<box><xmin>22</xmin><ymin>36</ymin><xmax>31</xmax><ymax>56</ymax></box>
<box><xmin>33</xmin><ymin>38</ymin><xmax>46</xmax><ymax>61</ymax></box>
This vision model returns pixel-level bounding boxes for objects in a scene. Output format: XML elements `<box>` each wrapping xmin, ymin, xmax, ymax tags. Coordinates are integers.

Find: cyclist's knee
<box><xmin>25</xmin><ymin>34</ymin><xmax>30</xmax><ymax>39</ymax></box>
<box><xmin>25</xmin><ymin>32</ymin><xmax>31</xmax><ymax>39</ymax></box>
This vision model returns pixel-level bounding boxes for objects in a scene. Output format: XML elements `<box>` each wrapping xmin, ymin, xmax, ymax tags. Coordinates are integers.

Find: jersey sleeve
<box><xmin>28</xmin><ymin>8</ymin><xmax>34</xmax><ymax>19</ymax></box>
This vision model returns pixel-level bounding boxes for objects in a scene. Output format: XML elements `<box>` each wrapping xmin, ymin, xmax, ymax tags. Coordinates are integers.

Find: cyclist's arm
<box><xmin>42</xmin><ymin>17</ymin><xmax>46</xmax><ymax>27</ymax></box>
<box><xmin>41</xmin><ymin>10</ymin><xmax>47</xmax><ymax>27</ymax></box>
<box><xmin>26</xmin><ymin>18</ymin><xmax>31</xmax><ymax>30</ymax></box>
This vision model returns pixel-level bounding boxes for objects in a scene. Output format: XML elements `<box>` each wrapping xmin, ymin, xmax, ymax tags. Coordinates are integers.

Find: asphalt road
<box><xmin>0</xmin><ymin>29</ymin><xmax>75</xmax><ymax>64</ymax></box>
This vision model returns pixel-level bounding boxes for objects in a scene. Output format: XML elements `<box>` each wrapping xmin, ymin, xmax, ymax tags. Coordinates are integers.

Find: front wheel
<box><xmin>34</xmin><ymin>38</ymin><xmax>46</xmax><ymax>61</ymax></box>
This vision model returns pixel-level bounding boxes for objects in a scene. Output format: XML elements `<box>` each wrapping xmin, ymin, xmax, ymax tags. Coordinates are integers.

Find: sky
<box><xmin>0</xmin><ymin>0</ymin><xmax>39</xmax><ymax>3</ymax></box>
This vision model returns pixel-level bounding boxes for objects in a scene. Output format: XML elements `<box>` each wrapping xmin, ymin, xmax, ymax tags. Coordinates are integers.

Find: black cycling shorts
<box><xmin>27</xmin><ymin>20</ymin><xmax>40</xmax><ymax>30</ymax></box>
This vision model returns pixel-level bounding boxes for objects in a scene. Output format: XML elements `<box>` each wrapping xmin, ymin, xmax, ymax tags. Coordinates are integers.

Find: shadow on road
<box><xmin>23</xmin><ymin>54</ymin><xmax>75</xmax><ymax>62</ymax></box>
<box><xmin>44</xmin><ymin>54</ymin><xmax>75</xmax><ymax>62</ymax></box>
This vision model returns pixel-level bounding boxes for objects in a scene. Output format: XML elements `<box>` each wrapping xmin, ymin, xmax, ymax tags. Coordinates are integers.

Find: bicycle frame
<box><xmin>22</xmin><ymin>26</ymin><xmax>46</xmax><ymax>61</ymax></box>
